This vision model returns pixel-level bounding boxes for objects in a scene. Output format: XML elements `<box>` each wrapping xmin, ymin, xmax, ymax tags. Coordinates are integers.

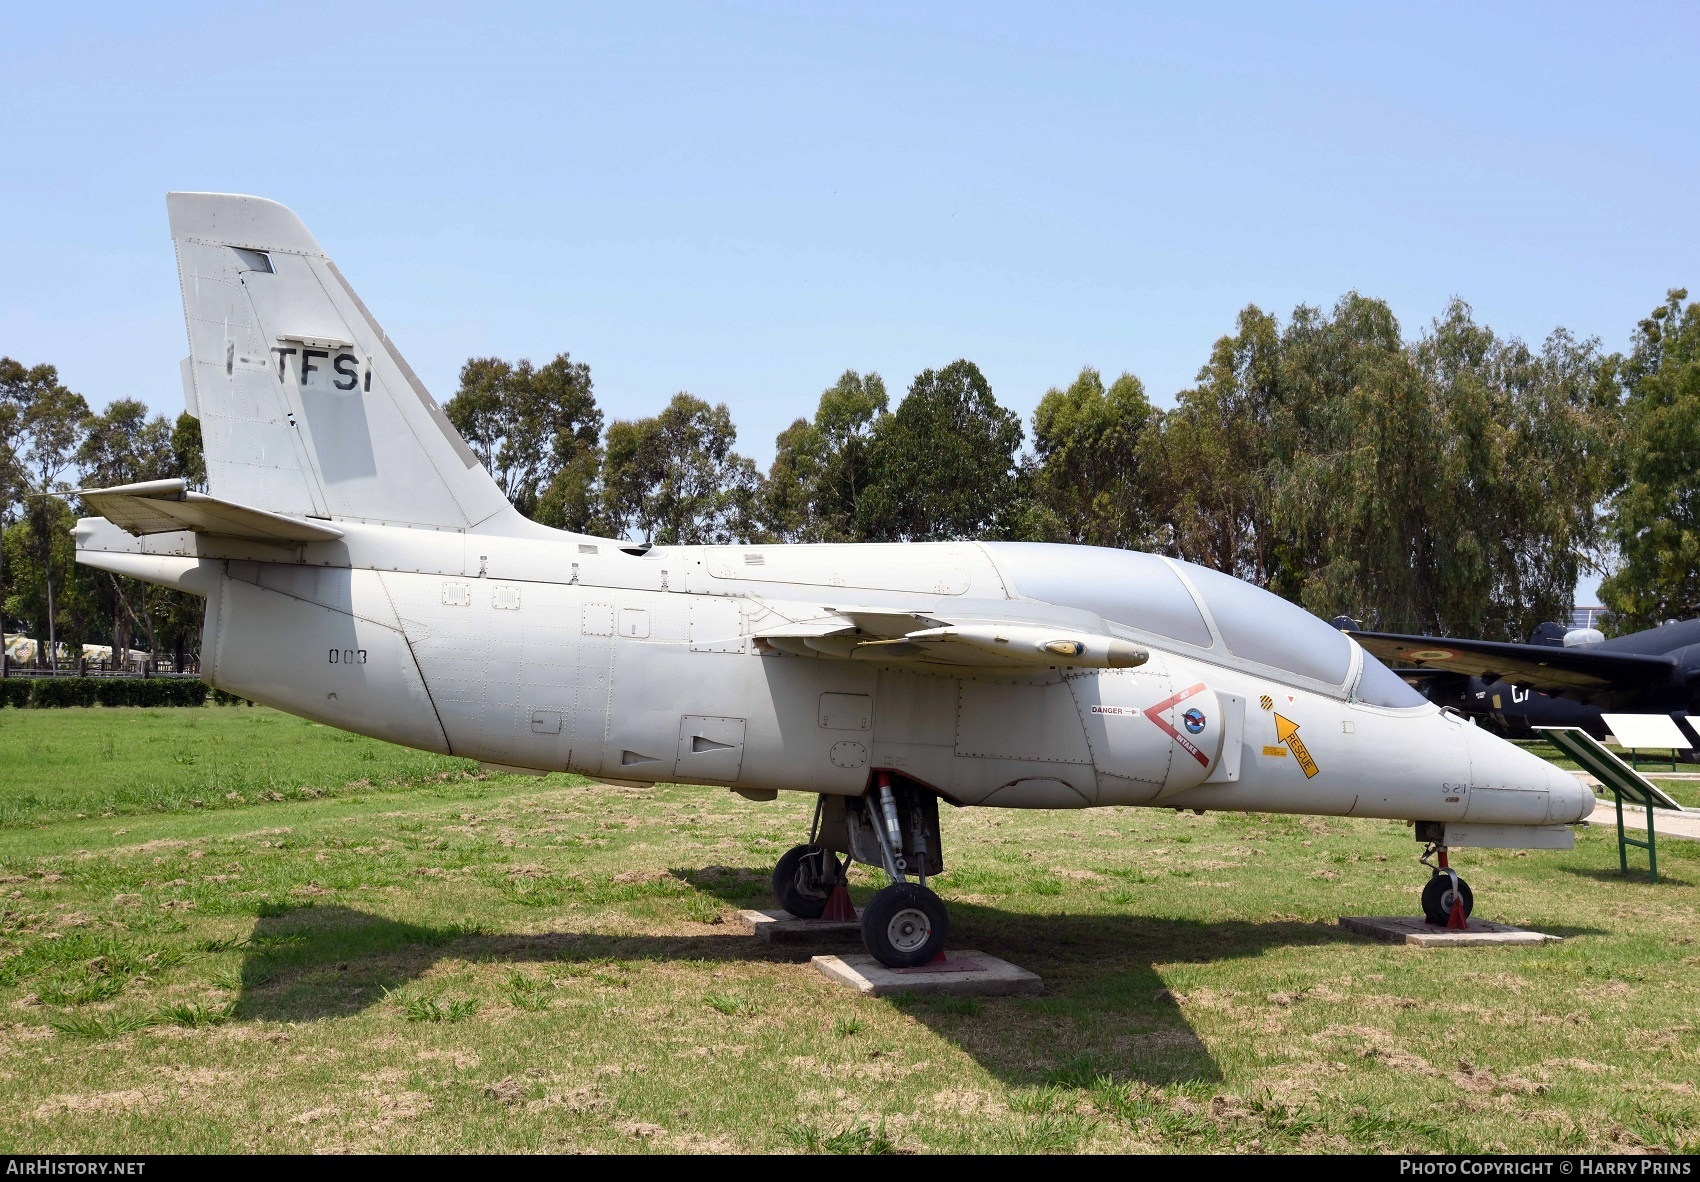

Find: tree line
<box><xmin>0</xmin><ymin>361</ymin><xmax>205</xmax><ymax>668</ymax></box>
<box><xmin>3</xmin><ymin>287</ymin><xmax>1696</xmax><ymax>665</ymax></box>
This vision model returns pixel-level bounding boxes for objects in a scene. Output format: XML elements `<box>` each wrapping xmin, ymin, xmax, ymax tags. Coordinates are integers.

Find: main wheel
<box><xmin>860</xmin><ymin>883</ymin><xmax>949</xmax><ymax>968</ymax></box>
<box><xmin>1420</xmin><ymin>873</ymin><xmax>1473</xmax><ymax>926</ymax></box>
<box><xmin>772</xmin><ymin>844</ymin><xmax>831</xmax><ymax>919</ymax></box>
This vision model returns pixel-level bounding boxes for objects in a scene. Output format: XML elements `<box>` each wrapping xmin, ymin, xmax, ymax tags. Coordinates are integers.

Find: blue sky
<box><xmin>3</xmin><ymin>3</ymin><xmax>1694</xmax><ymax>599</ymax></box>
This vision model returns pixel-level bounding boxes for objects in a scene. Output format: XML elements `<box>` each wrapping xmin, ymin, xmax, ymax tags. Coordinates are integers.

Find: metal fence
<box><xmin>0</xmin><ymin>661</ymin><xmax>201</xmax><ymax>679</ymax></box>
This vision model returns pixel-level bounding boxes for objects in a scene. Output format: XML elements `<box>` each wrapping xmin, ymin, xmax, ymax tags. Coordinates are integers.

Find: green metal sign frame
<box><xmin>1535</xmin><ymin>726</ymin><xmax>1684</xmax><ymax>882</ymax></box>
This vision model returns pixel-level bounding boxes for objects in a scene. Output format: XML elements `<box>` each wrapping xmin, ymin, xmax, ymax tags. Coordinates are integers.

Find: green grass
<box><xmin>386</xmin><ymin>989</ymin><xmax>481</xmax><ymax>1024</ymax></box>
<box><xmin>0</xmin><ymin>707</ymin><xmax>1695</xmax><ymax>1152</ymax></box>
<box><xmin>0</xmin><ymin>705</ymin><xmax>471</xmax><ymax>827</ymax></box>
<box><xmin>784</xmin><ymin>1119</ymin><xmax>899</xmax><ymax>1154</ymax></box>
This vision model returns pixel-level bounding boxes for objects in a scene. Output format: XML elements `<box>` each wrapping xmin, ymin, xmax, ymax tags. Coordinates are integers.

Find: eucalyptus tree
<box><xmin>601</xmin><ymin>393</ymin><xmax>761</xmax><ymax>545</ymax></box>
<box><xmin>1600</xmin><ymin>288</ymin><xmax>1700</xmax><ymax>629</ymax></box>
<box><xmin>763</xmin><ymin>370</ymin><xmax>889</xmax><ymax>542</ymax></box>
<box><xmin>1030</xmin><ymin>366</ymin><xmax>1156</xmax><ymax>550</ymax></box>
<box><xmin>857</xmin><ymin>360</ymin><xmax>1023</xmax><ymax>542</ymax></box>
<box><xmin>77</xmin><ymin>398</ymin><xmax>175</xmax><ymax>489</ymax></box>
<box><xmin>1138</xmin><ymin>296</ymin><xmax>1613</xmax><ymax>640</ymax></box>
<box><xmin>1137</xmin><ymin>305</ymin><xmax>1282</xmax><ymax>582</ymax></box>
<box><xmin>445</xmin><ymin>352</ymin><xmax>602</xmax><ymax>521</ymax></box>
<box><xmin>171</xmin><ymin>412</ymin><xmax>206</xmax><ymax>492</ymax></box>
<box><xmin>76</xmin><ymin>399</ymin><xmax>213</xmax><ymax>663</ymax></box>
<box><xmin>3</xmin><ymin>363</ymin><xmax>90</xmax><ymax>666</ymax></box>
<box><xmin>1414</xmin><ymin>303</ymin><xmax>1615</xmax><ymax>639</ymax></box>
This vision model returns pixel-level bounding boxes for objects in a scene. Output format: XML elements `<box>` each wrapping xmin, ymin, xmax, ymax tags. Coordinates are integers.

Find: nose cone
<box><xmin>1466</xmin><ymin>726</ymin><xmax>1596</xmax><ymax>823</ymax></box>
<box><xmin>1546</xmin><ymin>761</ymin><xmax>1598</xmax><ymax>823</ymax></box>
<box><xmin>1464</xmin><ymin>726</ymin><xmax>1548</xmax><ymax>790</ymax></box>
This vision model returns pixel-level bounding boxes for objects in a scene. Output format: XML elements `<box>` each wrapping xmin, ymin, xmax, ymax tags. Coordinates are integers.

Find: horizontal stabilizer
<box><xmin>74</xmin><ymin>478</ymin><xmax>344</xmax><ymax>543</ymax></box>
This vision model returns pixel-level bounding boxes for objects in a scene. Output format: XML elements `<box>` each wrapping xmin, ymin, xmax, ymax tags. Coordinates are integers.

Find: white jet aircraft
<box><xmin>72</xmin><ymin>194</ymin><xmax>1595</xmax><ymax>967</ymax></box>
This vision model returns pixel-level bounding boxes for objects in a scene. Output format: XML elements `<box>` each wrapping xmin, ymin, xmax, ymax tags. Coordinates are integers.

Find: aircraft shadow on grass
<box><xmin>232</xmin><ymin>868</ymin><xmax>1387</xmax><ymax>1087</ymax></box>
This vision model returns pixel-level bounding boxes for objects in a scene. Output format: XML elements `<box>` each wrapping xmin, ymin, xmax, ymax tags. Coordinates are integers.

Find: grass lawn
<box><xmin>0</xmin><ymin>707</ymin><xmax>1695</xmax><ymax>1154</ymax></box>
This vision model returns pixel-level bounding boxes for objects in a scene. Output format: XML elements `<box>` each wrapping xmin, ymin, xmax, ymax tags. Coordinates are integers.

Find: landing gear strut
<box><xmin>775</xmin><ymin>774</ymin><xmax>951</xmax><ymax>968</ymax></box>
<box><xmin>856</xmin><ymin>774</ymin><xmax>949</xmax><ymax>966</ymax></box>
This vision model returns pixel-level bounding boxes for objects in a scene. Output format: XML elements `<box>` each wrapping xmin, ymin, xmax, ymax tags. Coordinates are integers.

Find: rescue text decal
<box><xmin>1273</xmin><ymin>713</ymin><xmax>1320</xmax><ymax>778</ymax></box>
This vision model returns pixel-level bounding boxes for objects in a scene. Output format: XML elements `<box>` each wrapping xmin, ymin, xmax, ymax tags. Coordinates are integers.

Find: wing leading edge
<box><xmin>1349</xmin><ymin>629</ymin><xmax>1677</xmax><ymax>697</ymax></box>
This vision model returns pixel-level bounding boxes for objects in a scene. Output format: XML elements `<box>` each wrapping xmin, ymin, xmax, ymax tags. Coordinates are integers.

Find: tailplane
<box><xmin>169</xmin><ymin>192</ymin><xmax>514</xmax><ymax>532</ymax></box>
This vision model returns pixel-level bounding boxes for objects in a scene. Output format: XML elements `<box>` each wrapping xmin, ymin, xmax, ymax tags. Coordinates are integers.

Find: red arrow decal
<box><xmin>1140</xmin><ymin>681</ymin><xmax>1211</xmax><ymax>766</ymax></box>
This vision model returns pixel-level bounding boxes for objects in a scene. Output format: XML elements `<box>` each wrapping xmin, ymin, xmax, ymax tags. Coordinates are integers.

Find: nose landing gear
<box><xmin>1418</xmin><ymin>837</ymin><xmax>1473</xmax><ymax>928</ymax></box>
<box><xmin>1421</xmin><ymin>869</ymin><xmax>1473</xmax><ymax>928</ymax></box>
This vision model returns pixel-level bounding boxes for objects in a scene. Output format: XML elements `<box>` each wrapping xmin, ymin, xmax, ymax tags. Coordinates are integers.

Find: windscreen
<box><xmin>1353</xmin><ymin>648</ymin><xmax>1429</xmax><ymax>708</ymax></box>
<box><xmin>1169</xmin><ymin>559</ymin><xmax>1355</xmax><ymax>686</ymax></box>
<box><xmin>985</xmin><ymin>543</ymin><xmax>1213</xmax><ymax>648</ymax></box>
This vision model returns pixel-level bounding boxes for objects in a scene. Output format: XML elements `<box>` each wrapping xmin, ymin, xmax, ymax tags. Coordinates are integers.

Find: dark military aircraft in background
<box><xmin>1344</xmin><ymin>617</ymin><xmax>1700</xmax><ymax>756</ymax></box>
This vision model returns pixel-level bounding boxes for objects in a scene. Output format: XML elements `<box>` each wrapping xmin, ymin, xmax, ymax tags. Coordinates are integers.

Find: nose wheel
<box><xmin>1421</xmin><ymin>871</ymin><xmax>1473</xmax><ymax>926</ymax></box>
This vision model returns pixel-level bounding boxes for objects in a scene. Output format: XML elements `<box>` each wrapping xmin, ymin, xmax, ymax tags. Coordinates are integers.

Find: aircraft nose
<box><xmin>1465</xmin><ymin>726</ymin><xmax>1596</xmax><ymax>823</ymax></box>
<box><xmin>1546</xmin><ymin>761</ymin><xmax>1598</xmax><ymax>823</ymax></box>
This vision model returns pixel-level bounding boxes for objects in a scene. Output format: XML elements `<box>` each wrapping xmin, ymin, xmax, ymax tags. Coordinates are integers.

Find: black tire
<box><xmin>860</xmin><ymin>883</ymin><xmax>949</xmax><ymax>968</ymax></box>
<box><xmin>1421</xmin><ymin>873</ymin><xmax>1474</xmax><ymax>926</ymax></box>
<box><xmin>772</xmin><ymin>844</ymin><xmax>830</xmax><ymax>919</ymax></box>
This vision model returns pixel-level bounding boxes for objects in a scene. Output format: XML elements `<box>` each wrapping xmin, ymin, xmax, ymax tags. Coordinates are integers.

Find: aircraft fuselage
<box><xmin>79</xmin><ymin>520</ymin><xmax>1594</xmax><ymax>833</ymax></box>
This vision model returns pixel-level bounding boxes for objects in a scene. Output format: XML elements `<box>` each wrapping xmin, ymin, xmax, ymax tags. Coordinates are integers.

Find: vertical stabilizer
<box><xmin>168</xmin><ymin>192</ymin><xmax>513</xmax><ymax>531</ymax></box>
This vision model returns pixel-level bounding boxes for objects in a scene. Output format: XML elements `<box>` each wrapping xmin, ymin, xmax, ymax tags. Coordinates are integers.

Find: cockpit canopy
<box><xmin>983</xmin><ymin>543</ymin><xmax>1424</xmax><ymax>708</ymax></box>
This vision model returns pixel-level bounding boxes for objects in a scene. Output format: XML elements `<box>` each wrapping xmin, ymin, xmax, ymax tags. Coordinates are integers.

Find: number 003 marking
<box><xmin>328</xmin><ymin>649</ymin><xmax>368</xmax><ymax>664</ymax></box>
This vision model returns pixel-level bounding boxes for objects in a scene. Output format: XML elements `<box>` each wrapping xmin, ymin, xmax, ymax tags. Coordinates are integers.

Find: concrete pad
<box><xmin>1339</xmin><ymin>916</ymin><xmax>1561</xmax><ymax>947</ymax></box>
<box><xmin>811</xmin><ymin>950</ymin><xmax>1043</xmax><ymax>997</ymax></box>
<box><xmin>736</xmin><ymin>908</ymin><xmax>863</xmax><ymax>945</ymax></box>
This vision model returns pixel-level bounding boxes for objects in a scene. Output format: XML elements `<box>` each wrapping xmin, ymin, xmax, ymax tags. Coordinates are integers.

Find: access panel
<box><xmin>677</xmin><ymin>715</ymin><xmax>747</xmax><ymax>783</ymax></box>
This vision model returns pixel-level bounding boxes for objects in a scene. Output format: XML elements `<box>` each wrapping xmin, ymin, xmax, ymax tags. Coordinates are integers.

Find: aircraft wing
<box><xmin>756</xmin><ymin>609</ymin><xmax>1148</xmax><ymax>670</ymax></box>
<box><xmin>74</xmin><ymin>478</ymin><xmax>344</xmax><ymax>544</ymax></box>
<box><xmin>1348</xmin><ymin>629</ymin><xmax>1678</xmax><ymax>696</ymax></box>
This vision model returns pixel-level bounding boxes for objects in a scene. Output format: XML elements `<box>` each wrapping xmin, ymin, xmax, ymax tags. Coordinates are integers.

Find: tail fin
<box><xmin>169</xmin><ymin>192</ymin><xmax>513</xmax><ymax>531</ymax></box>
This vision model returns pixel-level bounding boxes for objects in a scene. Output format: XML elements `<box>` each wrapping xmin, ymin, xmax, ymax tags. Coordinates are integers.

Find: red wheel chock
<box><xmin>823</xmin><ymin>883</ymin><xmax>856</xmax><ymax>922</ymax></box>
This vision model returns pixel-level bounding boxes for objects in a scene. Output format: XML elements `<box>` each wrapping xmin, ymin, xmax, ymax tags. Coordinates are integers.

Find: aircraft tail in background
<box><xmin>168</xmin><ymin>192</ymin><xmax>516</xmax><ymax>533</ymax></box>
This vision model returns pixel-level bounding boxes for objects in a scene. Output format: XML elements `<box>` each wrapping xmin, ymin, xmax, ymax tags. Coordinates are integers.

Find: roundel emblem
<box><xmin>1408</xmin><ymin>649</ymin><xmax>1456</xmax><ymax>661</ymax></box>
<box><xmin>1182</xmin><ymin>708</ymin><xmax>1207</xmax><ymax>734</ymax></box>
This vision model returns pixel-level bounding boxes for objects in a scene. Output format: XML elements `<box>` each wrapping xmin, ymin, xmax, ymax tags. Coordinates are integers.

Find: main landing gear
<box><xmin>771</xmin><ymin>842</ymin><xmax>845</xmax><ymax>919</ymax></box>
<box><xmin>771</xmin><ymin>773</ymin><xmax>950</xmax><ymax>968</ymax></box>
<box><xmin>860</xmin><ymin>882</ymin><xmax>949</xmax><ymax>967</ymax></box>
<box><xmin>1415</xmin><ymin>822</ymin><xmax>1474</xmax><ymax>928</ymax></box>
